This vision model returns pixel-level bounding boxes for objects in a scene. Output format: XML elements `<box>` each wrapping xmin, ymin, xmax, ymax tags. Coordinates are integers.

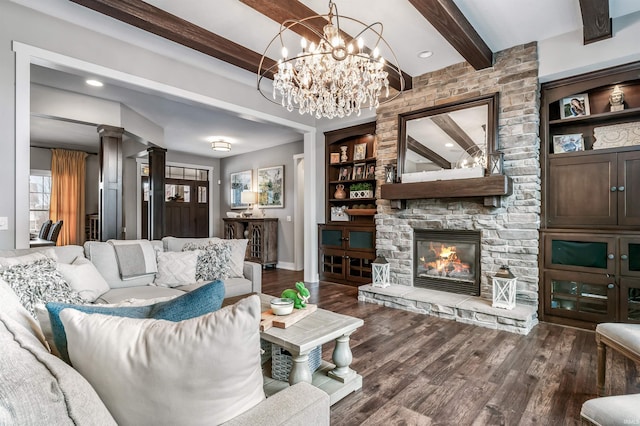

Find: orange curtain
<box><xmin>50</xmin><ymin>149</ymin><xmax>88</xmax><ymax>246</ymax></box>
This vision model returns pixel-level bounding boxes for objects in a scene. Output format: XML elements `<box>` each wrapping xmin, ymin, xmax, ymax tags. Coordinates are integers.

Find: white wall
<box><xmin>539</xmin><ymin>11</ymin><xmax>640</xmax><ymax>82</ymax></box>
<box><xmin>220</xmin><ymin>141</ymin><xmax>303</xmax><ymax>268</ymax></box>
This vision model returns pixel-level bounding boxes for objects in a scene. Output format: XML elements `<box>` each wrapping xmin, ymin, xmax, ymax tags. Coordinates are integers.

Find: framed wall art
<box><xmin>230</xmin><ymin>170</ymin><xmax>252</xmax><ymax>209</ymax></box>
<box><xmin>560</xmin><ymin>94</ymin><xmax>590</xmax><ymax>119</ymax></box>
<box><xmin>257</xmin><ymin>165</ymin><xmax>284</xmax><ymax>208</ymax></box>
<box><xmin>553</xmin><ymin>134</ymin><xmax>584</xmax><ymax>153</ymax></box>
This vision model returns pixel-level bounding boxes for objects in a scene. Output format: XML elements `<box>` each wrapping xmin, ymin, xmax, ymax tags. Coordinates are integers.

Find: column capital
<box><xmin>97</xmin><ymin>125</ymin><xmax>124</xmax><ymax>138</ymax></box>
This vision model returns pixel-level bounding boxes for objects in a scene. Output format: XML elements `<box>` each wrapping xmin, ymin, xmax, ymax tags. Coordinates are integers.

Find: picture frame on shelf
<box><xmin>353</xmin><ymin>142</ymin><xmax>367</xmax><ymax>160</ymax></box>
<box><xmin>257</xmin><ymin>165</ymin><xmax>284</xmax><ymax>208</ymax></box>
<box><xmin>330</xmin><ymin>205</ymin><xmax>349</xmax><ymax>222</ymax></box>
<box><xmin>338</xmin><ymin>166</ymin><xmax>351</xmax><ymax>181</ymax></box>
<box><xmin>230</xmin><ymin>170</ymin><xmax>252</xmax><ymax>209</ymax></box>
<box><xmin>352</xmin><ymin>163</ymin><xmax>366</xmax><ymax>180</ymax></box>
<box><xmin>330</xmin><ymin>152</ymin><xmax>340</xmax><ymax>164</ymax></box>
<box><xmin>553</xmin><ymin>134</ymin><xmax>584</xmax><ymax>153</ymax></box>
<box><xmin>365</xmin><ymin>163</ymin><xmax>376</xmax><ymax>179</ymax></box>
<box><xmin>560</xmin><ymin>94</ymin><xmax>590</xmax><ymax>119</ymax></box>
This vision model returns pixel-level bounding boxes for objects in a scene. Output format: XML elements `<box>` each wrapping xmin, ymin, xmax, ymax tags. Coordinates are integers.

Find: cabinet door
<box><xmin>345</xmin><ymin>251</ymin><xmax>376</xmax><ymax>283</ymax></box>
<box><xmin>318</xmin><ymin>225</ymin><xmax>346</xmax><ymax>249</ymax></box>
<box><xmin>620</xmin><ymin>237</ymin><xmax>640</xmax><ymax>278</ymax></box>
<box><xmin>620</xmin><ymin>277</ymin><xmax>640</xmax><ymax>323</ymax></box>
<box><xmin>543</xmin><ymin>232</ymin><xmax>616</xmax><ymax>274</ymax></box>
<box><xmin>246</xmin><ymin>222</ymin><xmax>264</xmax><ymax>263</ymax></box>
<box><xmin>548</xmin><ymin>153</ymin><xmax>617</xmax><ymax>226</ymax></box>
<box><xmin>319</xmin><ymin>248</ymin><xmax>346</xmax><ymax>281</ymax></box>
<box><xmin>618</xmin><ymin>151</ymin><xmax>640</xmax><ymax>226</ymax></box>
<box><xmin>544</xmin><ymin>270</ymin><xmax>616</xmax><ymax>323</ymax></box>
<box><xmin>346</xmin><ymin>227</ymin><xmax>375</xmax><ymax>253</ymax></box>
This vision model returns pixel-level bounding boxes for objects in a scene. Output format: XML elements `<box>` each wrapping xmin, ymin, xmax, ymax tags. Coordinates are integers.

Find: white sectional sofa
<box><xmin>0</xmin><ymin>241</ymin><xmax>330</xmax><ymax>425</ymax></box>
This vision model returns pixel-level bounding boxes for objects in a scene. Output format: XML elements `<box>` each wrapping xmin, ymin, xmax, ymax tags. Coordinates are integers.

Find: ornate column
<box><xmin>97</xmin><ymin>125</ymin><xmax>124</xmax><ymax>241</ymax></box>
<box><xmin>147</xmin><ymin>147</ymin><xmax>166</xmax><ymax>240</ymax></box>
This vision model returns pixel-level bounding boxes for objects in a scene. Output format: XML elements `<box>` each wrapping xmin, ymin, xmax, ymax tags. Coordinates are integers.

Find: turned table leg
<box><xmin>328</xmin><ymin>332</ymin><xmax>356</xmax><ymax>383</ymax></box>
<box><xmin>289</xmin><ymin>352</ymin><xmax>312</xmax><ymax>386</ymax></box>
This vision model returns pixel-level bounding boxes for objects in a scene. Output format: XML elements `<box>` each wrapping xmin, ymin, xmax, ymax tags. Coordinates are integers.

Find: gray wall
<box><xmin>220</xmin><ymin>140</ymin><xmax>303</xmax><ymax>268</ymax></box>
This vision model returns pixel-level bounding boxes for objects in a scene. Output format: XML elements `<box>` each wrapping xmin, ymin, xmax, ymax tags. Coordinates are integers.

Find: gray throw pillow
<box><xmin>182</xmin><ymin>241</ymin><xmax>232</xmax><ymax>281</ymax></box>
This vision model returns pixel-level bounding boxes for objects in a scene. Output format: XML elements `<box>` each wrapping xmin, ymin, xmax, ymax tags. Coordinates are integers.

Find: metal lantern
<box><xmin>488</xmin><ymin>151</ymin><xmax>504</xmax><ymax>175</ymax></box>
<box><xmin>492</xmin><ymin>265</ymin><xmax>517</xmax><ymax>310</ymax></box>
<box><xmin>372</xmin><ymin>256</ymin><xmax>390</xmax><ymax>288</ymax></box>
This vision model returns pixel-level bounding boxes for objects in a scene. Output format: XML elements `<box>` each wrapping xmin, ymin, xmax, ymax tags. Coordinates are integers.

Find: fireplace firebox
<box><xmin>413</xmin><ymin>229</ymin><xmax>481</xmax><ymax>296</ymax></box>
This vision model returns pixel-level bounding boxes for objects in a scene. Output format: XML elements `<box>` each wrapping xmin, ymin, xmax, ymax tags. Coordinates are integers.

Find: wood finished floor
<box><xmin>261</xmin><ymin>269</ymin><xmax>640</xmax><ymax>426</ymax></box>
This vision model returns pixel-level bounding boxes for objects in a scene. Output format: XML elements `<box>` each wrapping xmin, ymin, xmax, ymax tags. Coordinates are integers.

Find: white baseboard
<box><xmin>275</xmin><ymin>261</ymin><xmax>297</xmax><ymax>271</ymax></box>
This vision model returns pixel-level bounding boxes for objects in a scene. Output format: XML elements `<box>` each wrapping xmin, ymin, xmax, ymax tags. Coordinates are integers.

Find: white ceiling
<box><xmin>22</xmin><ymin>0</ymin><xmax>640</xmax><ymax>157</ymax></box>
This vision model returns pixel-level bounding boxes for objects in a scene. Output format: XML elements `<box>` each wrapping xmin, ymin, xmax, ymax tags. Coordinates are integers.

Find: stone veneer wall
<box><xmin>375</xmin><ymin>43</ymin><xmax>541</xmax><ymax>305</ymax></box>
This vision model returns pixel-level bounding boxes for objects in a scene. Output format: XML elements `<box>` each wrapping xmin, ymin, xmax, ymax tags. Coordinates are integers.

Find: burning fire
<box><xmin>420</xmin><ymin>243</ymin><xmax>471</xmax><ymax>278</ymax></box>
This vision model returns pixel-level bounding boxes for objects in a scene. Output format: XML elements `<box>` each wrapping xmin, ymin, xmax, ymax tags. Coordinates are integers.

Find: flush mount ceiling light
<box><xmin>210</xmin><ymin>140</ymin><xmax>231</xmax><ymax>152</ymax></box>
<box><xmin>85</xmin><ymin>79</ymin><xmax>103</xmax><ymax>87</ymax></box>
<box><xmin>258</xmin><ymin>1</ymin><xmax>404</xmax><ymax>119</ymax></box>
<box><xmin>417</xmin><ymin>50</ymin><xmax>433</xmax><ymax>59</ymax></box>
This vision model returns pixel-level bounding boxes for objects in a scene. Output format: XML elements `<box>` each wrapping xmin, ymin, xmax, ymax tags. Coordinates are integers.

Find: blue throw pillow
<box><xmin>47</xmin><ymin>280</ymin><xmax>225</xmax><ymax>364</ymax></box>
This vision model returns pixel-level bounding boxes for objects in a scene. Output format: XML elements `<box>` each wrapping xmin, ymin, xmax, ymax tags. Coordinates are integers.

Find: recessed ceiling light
<box><xmin>445</xmin><ymin>142</ymin><xmax>454</xmax><ymax>147</ymax></box>
<box><xmin>86</xmin><ymin>79</ymin><xmax>103</xmax><ymax>87</ymax></box>
<box><xmin>417</xmin><ymin>50</ymin><xmax>433</xmax><ymax>59</ymax></box>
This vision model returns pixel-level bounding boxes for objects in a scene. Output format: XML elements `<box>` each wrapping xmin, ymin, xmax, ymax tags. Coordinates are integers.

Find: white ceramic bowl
<box><xmin>270</xmin><ymin>298</ymin><xmax>294</xmax><ymax>315</ymax></box>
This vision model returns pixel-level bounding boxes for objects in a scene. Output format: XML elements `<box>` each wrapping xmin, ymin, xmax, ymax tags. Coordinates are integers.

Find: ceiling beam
<box><xmin>578</xmin><ymin>0</ymin><xmax>612</xmax><ymax>44</ymax></box>
<box><xmin>407</xmin><ymin>136</ymin><xmax>451</xmax><ymax>169</ymax></box>
<box><xmin>408</xmin><ymin>0</ymin><xmax>492</xmax><ymax>70</ymax></box>
<box><xmin>69</xmin><ymin>0</ymin><xmax>276</xmax><ymax>76</ymax></box>
<box><xmin>240</xmin><ymin>0</ymin><xmax>412</xmax><ymax>91</ymax></box>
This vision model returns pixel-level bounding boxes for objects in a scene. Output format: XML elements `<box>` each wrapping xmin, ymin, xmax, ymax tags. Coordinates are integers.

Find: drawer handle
<box><xmin>618</xmin><ymin>186</ymin><xmax>625</xmax><ymax>192</ymax></box>
<box><xmin>611</xmin><ymin>186</ymin><xmax>617</xmax><ymax>192</ymax></box>
<box><xmin>607</xmin><ymin>253</ymin><xmax>615</xmax><ymax>260</ymax></box>
<box><xmin>607</xmin><ymin>283</ymin><xmax>615</xmax><ymax>289</ymax></box>
<box><xmin>621</xmin><ymin>254</ymin><xmax>629</xmax><ymax>261</ymax></box>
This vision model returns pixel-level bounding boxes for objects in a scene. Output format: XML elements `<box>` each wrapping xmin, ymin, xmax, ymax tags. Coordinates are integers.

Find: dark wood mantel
<box><xmin>380</xmin><ymin>175</ymin><xmax>512</xmax><ymax>202</ymax></box>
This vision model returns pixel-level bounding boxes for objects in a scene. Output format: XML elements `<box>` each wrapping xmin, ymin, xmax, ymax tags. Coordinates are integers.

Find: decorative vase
<box><xmin>334</xmin><ymin>184</ymin><xmax>346</xmax><ymax>199</ymax></box>
<box><xmin>340</xmin><ymin>146</ymin><xmax>348</xmax><ymax>162</ymax></box>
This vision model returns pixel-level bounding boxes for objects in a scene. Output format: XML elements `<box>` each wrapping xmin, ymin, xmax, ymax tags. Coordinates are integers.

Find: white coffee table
<box><xmin>259</xmin><ymin>294</ymin><xmax>364</xmax><ymax>405</ymax></box>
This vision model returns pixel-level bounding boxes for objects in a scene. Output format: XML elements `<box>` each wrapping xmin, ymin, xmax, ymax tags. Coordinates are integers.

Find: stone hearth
<box><xmin>358</xmin><ymin>284</ymin><xmax>538</xmax><ymax>335</ymax></box>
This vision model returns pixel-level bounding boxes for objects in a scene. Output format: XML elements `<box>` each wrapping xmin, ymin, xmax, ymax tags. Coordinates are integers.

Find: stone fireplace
<box><xmin>414</xmin><ymin>229</ymin><xmax>480</xmax><ymax>296</ymax></box>
<box><xmin>357</xmin><ymin>43</ymin><xmax>541</xmax><ymax>335</ymax></box>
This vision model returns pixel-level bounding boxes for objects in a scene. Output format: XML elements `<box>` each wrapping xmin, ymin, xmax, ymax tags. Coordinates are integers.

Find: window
<box><xmin>29</xmin><ymin>172</ymin><xmax>51</xmax><ymax>234</ymax></box>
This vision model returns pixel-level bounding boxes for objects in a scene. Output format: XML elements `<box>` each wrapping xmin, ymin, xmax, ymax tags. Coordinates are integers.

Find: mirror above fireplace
<box><xmin>381</xmin><ymin>92</ymin><xmax>512</xmax><ymax>206</ymax></box>
<box><xmin>398</xmin><ymin>93</ymin><xmax>499</xmax><ymax>179</ymax></box>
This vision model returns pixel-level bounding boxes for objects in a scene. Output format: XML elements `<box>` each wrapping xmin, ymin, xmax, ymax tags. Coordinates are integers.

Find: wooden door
<box><xmin>547</xmin><ymin>153</ymin><xmax>617</xmax><ymax>227</ymax></box>
<box><xmin>164</xmin><ymin>179</ymin><xmax>208</xmax><ymax>238</ymax></box>
<box><xmin>618</xmin><ymin>151</ymin><xmax>640</xmax><ymax>226</ymax></box>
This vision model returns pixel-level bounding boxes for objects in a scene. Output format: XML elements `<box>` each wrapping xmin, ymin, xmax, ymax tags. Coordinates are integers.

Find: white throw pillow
<box><xmin>56</xmin><ymin>257</ymin><xmax>111</xmax><ymax>302</ymax></box>
<box><xmin>223</xmin><ymin>239</ymin><xmax>249</xmax><ymax>278</ymax></box>
<box><xmin>60</xmin><ymin>295</ymin><xmax>265</xmax><ymax>426</ymax></box>
<box><xmin>154</xmin><ymin>250</ymin><xmax>199</xmax><ymax>287</ymax></box>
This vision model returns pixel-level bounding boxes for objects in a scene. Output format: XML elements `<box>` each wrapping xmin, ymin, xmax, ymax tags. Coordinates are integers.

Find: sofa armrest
<box><xmin>243</xmin><ymin>261</ymin><xmax>262</xmax><ymax>294</ymax></box>
<box><xmin>222</xmin><ymin>382</ymin><xmax>329</xmax><ymax>426</ymax></box>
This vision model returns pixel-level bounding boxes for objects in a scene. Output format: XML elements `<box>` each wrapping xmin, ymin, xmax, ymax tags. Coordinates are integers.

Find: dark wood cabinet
<box><xmin>541</xmin><ymin>231</ymin><xmax>640</xmax><ymax>328</ymax></box>
<box><xmin>223</xmin><ymin>218</ymin><xmax>278</xmax><ymax>267</ymax></box>
<box><xmin>318</xmin><ymin>224</ymin><xmax>376</xmax><ymax>286</ymax></box>
<box><xmin>540</xmin><ymin>61</ymin><xmax>640</xmax><ymax>328</ymax></box>
<box><xmin>320</xmin><ymin>122</ymin><xmax>378</xmax><ymax>286</ymax></box>
<box><xmin>547</xmin><ymin>150</ymin><xmax>640</xmax><ymax>227</ymax></box>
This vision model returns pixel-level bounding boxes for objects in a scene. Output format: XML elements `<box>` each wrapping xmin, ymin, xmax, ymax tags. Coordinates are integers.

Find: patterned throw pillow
<box><xmin>0</xmin><ymin>258</ymin><xmax>84</xmax><ymax>318</ymax></box>
<box><xmin>182</xmin><ymin>241</ymin><xmax>232</xmax><ymax>281</ymax></box>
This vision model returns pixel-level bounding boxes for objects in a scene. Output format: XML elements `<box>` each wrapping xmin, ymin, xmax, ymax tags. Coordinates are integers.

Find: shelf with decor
<box><xmin>321</xmin><ymin>122</ymin><xmax>378</xmax><ymax>286</ymax></box>
<box><xmin>540</xmin><ymin>61</ymin><xmax>640</xmax><ymax>329</ymax></box>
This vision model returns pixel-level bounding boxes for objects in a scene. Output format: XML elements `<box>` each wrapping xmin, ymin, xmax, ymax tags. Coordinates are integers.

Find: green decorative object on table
<box><xmin>281</xmin><ymin>281</ymin><xmax>310</xmax><ymax>309</ymax></box>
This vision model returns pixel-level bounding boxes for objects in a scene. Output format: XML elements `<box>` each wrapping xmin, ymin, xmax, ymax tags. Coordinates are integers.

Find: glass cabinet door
<box><xmin>544</xmin><ymin>233</ymin><xmax>616</xmax><ymax>274</ymax></box>
<box><xmin>620</xmin><ymin>237</ymin><xmax>640</xmax><ymax>278</ymax></box>
<box><xmin>545</xmin><ymin>270</ymin><xmax>616</xmax><ymax>323</ymax></box>
<box><xmin>620</xmin><ymin>278</ymin><xmax>640</xmax><ymax>323</ymax></box>
<box><xmin>319</xmin><ymin>226</ymin><xmax>345</xmax><ymax>249</ymax></box>
<box><xmin>346</xmin><ymin>228</ymin><xmax>374</xmax><ymax>252</ymax></box>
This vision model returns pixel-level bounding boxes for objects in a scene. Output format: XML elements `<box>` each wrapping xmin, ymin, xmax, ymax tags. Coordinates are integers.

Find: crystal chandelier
<box><xmin>257</xmin><ymin>1</ymin><xmax>404</xmax><ymax>119</ymax></box>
